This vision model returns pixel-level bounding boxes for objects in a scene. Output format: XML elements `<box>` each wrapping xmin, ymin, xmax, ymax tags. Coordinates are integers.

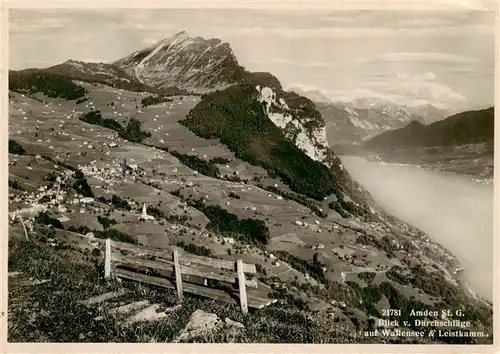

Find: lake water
<box><xmin>341</xmin><ymin>155</ymin><xmax>494</xmax><ymax>301</ymax></box>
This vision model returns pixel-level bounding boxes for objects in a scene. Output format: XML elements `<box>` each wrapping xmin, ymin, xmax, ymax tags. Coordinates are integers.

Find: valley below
<box><xmin>340</xmin><ymin>155</ymin><xmax>494</xmax><ymax>302</ymax></box>
<box><xmin>337</xmin><ymin>142</ymin><xmax>494</xmax><ymax>182</ymax></box>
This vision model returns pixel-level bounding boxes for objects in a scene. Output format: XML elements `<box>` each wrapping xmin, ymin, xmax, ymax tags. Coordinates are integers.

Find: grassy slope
<box><xmin>10</xmin><ymin>226</ymin><xmax>488</xmax><ymax>344</ymax></box>
<box><xmin>79</xmin><ymin>110</ymin><xmax>151</xmax><ymax>143</ymax></box>
<box><xmin>8</xmin><ymin>230</ymin><xmax>365</xmax><ymax>344</ymax></box>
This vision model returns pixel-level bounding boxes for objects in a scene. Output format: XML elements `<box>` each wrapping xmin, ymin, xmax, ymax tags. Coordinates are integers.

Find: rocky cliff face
<box><xmin>113</xmin><ymin>31</ymin><xmax>246</xmax><ymax>93</ymax></box>
<box><xmin>253</xmin><ymin>84</ymin><xmax>373</xmax><ymax>210</ymax></box>
<box><xmin>256</xmin><ymin>85</ymin><xmax>330</xmax><ymax>165</ymax></box>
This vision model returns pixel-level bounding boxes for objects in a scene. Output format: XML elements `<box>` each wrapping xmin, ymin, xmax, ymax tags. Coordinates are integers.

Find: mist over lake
<box><xmin>341</xmin><ymin>156</ymin><xmax>493</xmax><ymax>301</ymax></box>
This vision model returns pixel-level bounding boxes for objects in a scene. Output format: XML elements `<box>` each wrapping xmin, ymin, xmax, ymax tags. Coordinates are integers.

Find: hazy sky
<box><xmin>9</xmin><ymin>7</ymin><xmax>496</xmax><ymax>110</ymax></box>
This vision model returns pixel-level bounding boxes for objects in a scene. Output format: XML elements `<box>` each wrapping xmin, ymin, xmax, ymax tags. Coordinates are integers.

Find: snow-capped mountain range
<box><xmin>288</xmin><ymin>86</ymin><xmax>452</xmax><ymax>145</ymax></box>
<box><xmin>341</xmin><ymin>97</ymin><xmax>451</xmax><ymax>123</ymax></box>
<box><xmin>33</xmin><ymin>59</ymin><xmax>155</xmax><ymax>93</ymax></box>
<box><xmin>289</xmin><ymin>86</ymin><xmax>451</xmax><ymax>122</ymax></box>
<box><xmin>314</xmin><ymin>100</ymin><xmax>427</xmax><ymax>146</ymax></box>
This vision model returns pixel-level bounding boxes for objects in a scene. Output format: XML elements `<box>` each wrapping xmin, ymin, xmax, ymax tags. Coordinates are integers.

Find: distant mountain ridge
<box><xmin>364</xmin><ymin>106</ymin><xmax>494</xmax><ymax>150</ymax></box>
<box><xmin>314</xmin><ymin>100</ymin><xmax>426</xmax><ymax>146</ymax></box>
<box><xmin>9</xmin><ymin>60</ymin><xmax>158</xmax><ymax>94</ymax></box>
<box><xmin>290</xmin><ymin>87</ymin><xmax>450</xmax><ymax>129</ymax></box>
<box><xmin>408</xmin><ymin>104</ymin><xmax>450</xmax><ymax>124</ymax></box>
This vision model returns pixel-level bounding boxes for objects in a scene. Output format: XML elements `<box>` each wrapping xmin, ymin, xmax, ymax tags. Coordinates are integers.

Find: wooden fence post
<box><xmin>237</xmin><ymin>259</ymin><xmax>248</xmax><ymax>314</ymax></box>
<box><xmin>173</xmin><ymin>250</ymin><xmax>183</xmax><ymax>301</ymax></box>
<box><xmin>104</xmin><ymin>238</ymin><xmax>111</xmax><ymax>279</ymax></box>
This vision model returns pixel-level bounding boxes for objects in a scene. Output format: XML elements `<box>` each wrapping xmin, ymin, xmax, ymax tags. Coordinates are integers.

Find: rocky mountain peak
<box><xmin>113</xmin><ymin>31</ymin><xmax>246</xmax><ymax>93</ymax></box>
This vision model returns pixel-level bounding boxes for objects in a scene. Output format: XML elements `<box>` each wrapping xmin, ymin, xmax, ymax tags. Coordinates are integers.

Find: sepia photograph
<box><xmin>3</xmin><ymin>1</ymin><xmax>497</xmax><ymax>349</ymax></box>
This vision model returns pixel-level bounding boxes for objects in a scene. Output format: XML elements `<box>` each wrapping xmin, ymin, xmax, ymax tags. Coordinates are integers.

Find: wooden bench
<box><xmin>103</xmin><ymin>239</ymin><xmax>276</xmax><ymax>313</ymax></box>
